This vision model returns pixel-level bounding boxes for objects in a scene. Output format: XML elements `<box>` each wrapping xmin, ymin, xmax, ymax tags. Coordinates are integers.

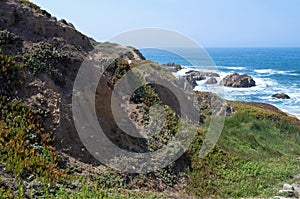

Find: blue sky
<box><xmin>30</xmin><ymin>0</ymin><xmax>300</xmax><ymax>47</ymax></box>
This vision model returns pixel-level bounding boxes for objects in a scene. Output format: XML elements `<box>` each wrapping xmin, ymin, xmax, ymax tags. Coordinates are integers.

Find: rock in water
<box><xmin>206</xmin><ymin>77</ymin><xmax>218</xmax><ymax>84</ymax></box>
<box><xmin>182</xmin><ymin>70</ymin><xmax>205</xmax><ymax>89</ymax></box>
<box><xmin>220</xmin><ymin>73</ymin><xmax>256</xmax><ymax>88</ymax></box>
<box><xmin>182</xmin><ymin>76</ymin><xmax>198</xmax><ymax>89</ymax></box>
<box><xmin>272</xmin><ymin>93</ymin><xmax>291</xmax><ymax>99</ymax></box>
<box><xmin>184</xmin><ymin>70</ymin><xmax>206</xmax><ymax>81</ymax></box>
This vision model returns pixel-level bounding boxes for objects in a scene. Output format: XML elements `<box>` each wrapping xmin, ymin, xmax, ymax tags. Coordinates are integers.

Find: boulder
<box><xmin>206</xmin><ymin>77</ymin><xmax>218</xmax><ymax>85</ymax></box>
<box><xmin>184</xmin><ymin>70</ymin><xmax>206</xmax><ymax>81</ymax></box>
<box><xmin>182</xmin><ymin>70</ymin><xmax>221</xmax><ymax>89</ymax></box>
<box><xmin>182</xmin><ymin>70</ymin><xmax>205</xmax><ymax>89</ymax></box>
<box><xmin>220</xmin><ymin>73</ymin><xmax>256</xmax><ymax>88</ymax></box>
<box><xmin>272</xmin><ymin>93</ymin><xmax>290</xmax><ymax>99</ymax></box>
<box><xmin>185</xmin><ymin>70</ymin><xmax>220</xmax><ymax>78</ymax></box>
<box><xmin>201</xmin><ymin>72</ymin><xmax>220</xmax><ymax>77</ymax></box>
<box><xmin>182</xmin><ymin>75</ymin><xmax>198</xmax><ymax>89</ymax></box>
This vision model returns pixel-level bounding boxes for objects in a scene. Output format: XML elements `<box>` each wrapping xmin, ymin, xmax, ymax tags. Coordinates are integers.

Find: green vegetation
<box><xmin>0</xmin><ymin>97</ymin><xmax>68</xmax><ymax>198</ymax></box>
<box><xmin>0</xmin><ymin>49</ymin><xmax>171</xmax><ymax>198</ymax></box>
<box><xmin>54</xmin><ymin>186</ymin><xmax>166</xmax><ymax>199</ymax></box>
<box><xmin>23</xmin><ymin>41</ymin><xmax>70</xmax><ymax>75</ymax></box>
<box><xmin>0</xmin><ymin>50</ymin><xmax>66</xmax><ymax>198</ymax></box>
<box><xmin>1</xmin><ymin>32</ymin><xmax>300</xmax><ymax>197</ymax></box>
<box><xmin>0</xmin><ymin>97</ymin><xmax>64</xmax><ymax>180</ymax></box>
<box><xmin>112</xmin><ymin>60</ymin><xmax>300</xmax><ymax>198</ymax></box>
<box><xmin>0</xmin><ymin>49</ymin><xmax>21</xmax><ymax>95</ymax></box>
<box><xmin>186</xmin><ymin>101</ymin><xmax>300</xmax><ymax>198</ymax></box>
<box><xmin>0</xmin><ymin>30</ymin><xmax>18</xmax><ymax>45</ymax></box>
<box><xmin>59</xmin><ymin>19</ymin><xmax>68</xmax><ymax>25</ymax></box>
<box><xmin>17</xmin><ymin>0</ymin><xmax>41</xmax><ymax>12</ymax></box>
<box><xmin>115</xmin><ymin>58</ymin><xmax>131</xmax><ymax>80</ymax></box>
<box><xmin>125</xmin><ymin>51</ymin><xmax>135</xmax><ymax>60</ymax></box>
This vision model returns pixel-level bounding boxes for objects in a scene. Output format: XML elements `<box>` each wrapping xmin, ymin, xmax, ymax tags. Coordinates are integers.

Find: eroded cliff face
<box><xmin>0</xmin><ymin>0</ymin><xmax>146</xmax><ymax>164</ymax></box>
<box><xmin>0</xmin><ymin>0</ymin><xmax>93</xmax><ymax>51</ymax></box>
<box><xmin>0</xmin><ymin>0</ymin><xmax>230</xmax><ymax>167</ymax></box>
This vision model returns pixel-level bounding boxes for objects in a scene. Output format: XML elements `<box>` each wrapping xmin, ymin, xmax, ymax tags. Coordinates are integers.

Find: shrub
<box><xmin>59</xmin><ymin>19</ymin><xmax>68</xmax><ymax>26</ymax></box>
<box><xmin>0</xmin><ymin>30</ymin><xmax>17</xmax><ymax>45</ymax></box>
<box><xmin>0</xmin><ymin>48</ymin><xmax>21</xmax><ymax>95</ymax></box>
<box><xmin>0</xmin><ymin>96</ymin><xmax>66</xmax><ymax>185</ymax></box>
<box><xmin>115</xmin><ymin>58</ymin><xmax>131</xmax><ymax>80</ymax></box>
<box><xmin>124</xmin><ymin>51</ymin><xmax>135</xmax><ymax>60</ymax></box>
<box><xmin>18</xmin><ymin>0</ymin><xmax>41</xmax><ymax>12</ymax></box>
<box><xmin>23</xmin><ymin>41</ymin><xmax>70</xmax><ymax>75</ymax></box>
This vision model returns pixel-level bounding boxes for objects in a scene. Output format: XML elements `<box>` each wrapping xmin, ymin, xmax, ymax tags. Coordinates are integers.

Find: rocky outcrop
<box><xmin>0</xmin><ymin>0</ymin><xmax>93</xmax><ymax>51</ymax></box>
<box><xmin>220</xmin><ymin>73</ymin><xmax>256</xmax><ymax>88</ymax></box>
<box><xmin>206</xmin><ymin>77</ymin><xmax>218</xmax><ymax>84</ymax></box>
<box><xmin>0</xmin><ymin>0</ymin><xmax>146</xmax><ymax>164</ymax></box>
<box><xmin>184</xmin><ymin>70</ymin><xmax>206</xmax><ymax>81</ymax></box>
<box><xmin>162</xmin><ymin>63</ymin><xmax>182</xmax><ymax>72</ymax></box>
<box><xmin>185</xmin><ymin>70</ymin><xmax>220</xmax><ymax>78</ymax></box>
<box><xmin>272</xmin><ymin>93</ymin><xmax>290</xmax><ymax>99</ymax></box>
<box><xmin>95</xmin><ymin>42</ymin><xmax>145</xmax><ymax>61</ymax></box>
<box><xmin>183</xmin><ymin>70</ymin><xmax>220</xmax><ymax>89</ymax></box>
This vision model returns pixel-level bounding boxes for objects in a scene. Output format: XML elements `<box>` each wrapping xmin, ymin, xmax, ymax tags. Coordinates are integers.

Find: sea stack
<box><xmin>220</xmin><ymin>73</ymin><xmax>256</xmax><ymax>88</ymax></box>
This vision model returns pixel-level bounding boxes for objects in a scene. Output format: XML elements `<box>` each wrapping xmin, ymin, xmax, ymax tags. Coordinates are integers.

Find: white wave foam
<box><xmin>174</xmin><ymin>67</ymin><xmax>300</xmax><ymax>119</ymax></box>
<box><xmin>173</xmin><ymin>67</ymin><xmax>220</xmax><ymax>77</ymax></box>
<box><xmin>173</xmin><ymin>68</ymin><xmax>193</xmax><ymax>77</ymax></box>
<box><xmin>254</xmin><ymin>69</ymin><xmax>296</xmax><ymax>76</ymax></box>
<box><xmin>221</xmin><ymin>66</ymin><xmax>247</xmax><ymax>70</ymax></box>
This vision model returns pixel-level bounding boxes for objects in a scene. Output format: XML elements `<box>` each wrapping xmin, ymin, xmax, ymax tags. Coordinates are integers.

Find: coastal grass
<box><xmin>186</xmin><ymin>101</ymin><xmax>300</xmax><ymax>198</ymax></box>
<box><xmin>53</xmin><ymin>187</ymin><xmax>166</xmax><ymax>199</ymax></box>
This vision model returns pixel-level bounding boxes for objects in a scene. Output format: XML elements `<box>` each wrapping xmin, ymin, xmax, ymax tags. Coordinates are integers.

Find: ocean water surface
<box><xmin>140</xmin><ymin>48</ymin><xmax>300</xmax><ymax>118</ymax></box>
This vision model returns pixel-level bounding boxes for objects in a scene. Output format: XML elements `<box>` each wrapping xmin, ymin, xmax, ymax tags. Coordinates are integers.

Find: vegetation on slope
<box><xmin>186</xmin><ymin>100</ymin><xmax>300</xmax><ymax>198</ymax></box>
<box><xmin>1</xmin><ymin>45</ymin><xmax>300</xmax><ymax>198</ymax></box>
<box><xmin>0</xmin><ymin>50</ymin><xmax>180</xmax><ymax>198</ymax></box>
<box><xmin>1</xmin><ymin>1</ymin><xmax>300</xmax><ymax>197</ymax></box>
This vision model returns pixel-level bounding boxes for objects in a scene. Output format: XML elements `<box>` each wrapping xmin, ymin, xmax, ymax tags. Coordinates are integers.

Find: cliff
<box><xmin>1</xmin><ymin>0</ymin><xmax>300</xmax><ymax>198</ymax></box>
<box><xmin>0</xmin><ymin>0</ymin><xmax>92</xmax><ymax>51</ymax></box>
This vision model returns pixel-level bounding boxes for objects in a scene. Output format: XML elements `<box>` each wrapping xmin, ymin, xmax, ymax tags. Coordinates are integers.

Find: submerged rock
<box><xmin>220</xmin><ymin>73</ymin><xmax>256</xmax><ymax>88</ymax></box>
<box><xmin>272</xmin><ymin>93</ymin><xmax>290</xmax><ymax>99</ymax></box>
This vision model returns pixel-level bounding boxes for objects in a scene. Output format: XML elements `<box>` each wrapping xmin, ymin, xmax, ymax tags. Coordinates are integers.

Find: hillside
<box><xmin>1</xmin><ymin>0</ymin><xmax>300</xmax><ymax>198</ymax></box>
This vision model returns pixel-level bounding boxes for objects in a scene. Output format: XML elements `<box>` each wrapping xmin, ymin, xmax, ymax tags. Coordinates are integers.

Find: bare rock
<box><xmin>162</xmin><ymin>63</ymin><xmax>182</xmax><ymax>72</ymax></box>
<box><xmin>283</xmin><ymin>183</ymin><xmax>293</xmax><ymax>191</ymax></box>
<box><xmin>184</xmin><ymin>70</ymin><xmax>206</xmax><ymax>81</ymax></box>
<box><xmin>0</xmin><ymin>0</ymin><xmax>93</xmax><ymax>51</ymax></box>
<box><xmin>277</xmin><ymin>190</ymin><xmax>296</xmax><ymax>198</ymax></box>
<box><xmin>220</xmin><ymin>73</ymin><xmax>256</xmax><ymax>88</ymax></box>
<box><xmin>272</xmin><ymin>93</ymin><xmax>290</xmax><ymax>99</ymax></box>
<box><xmin>201</xmin><ymin>71</ymin><xmax>220</xmax><ymax>77</ymax></box>
<box><xmin>206</xmin><ymin>77</ymin><xmax>218</xmax><ymax>84</ymax></box>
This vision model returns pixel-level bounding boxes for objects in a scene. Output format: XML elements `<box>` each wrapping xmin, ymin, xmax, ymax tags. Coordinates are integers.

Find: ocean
<box><xmin>140</xmin><ymin>48</ymin><xmax>300</xmax><ymax>119</ymax></box>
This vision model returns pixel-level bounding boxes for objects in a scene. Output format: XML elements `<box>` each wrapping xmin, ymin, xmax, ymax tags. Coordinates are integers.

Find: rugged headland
<box><xmin>1</xmin><ymin>0</ymin><xmax>300</xmax><ymax>198</ymax></box>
